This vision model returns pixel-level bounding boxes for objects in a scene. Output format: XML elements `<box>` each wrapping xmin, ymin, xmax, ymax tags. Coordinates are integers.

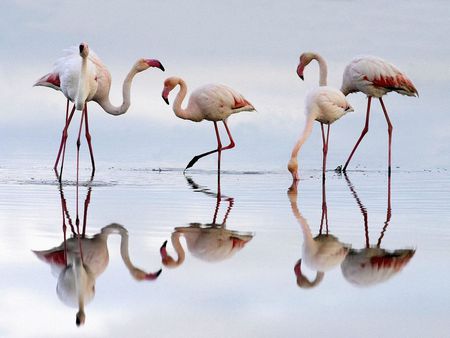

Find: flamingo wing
<box><xmin>342</xmin><ymin>56</ymin><xmax>418</xmax><ymax>97</ymax></box>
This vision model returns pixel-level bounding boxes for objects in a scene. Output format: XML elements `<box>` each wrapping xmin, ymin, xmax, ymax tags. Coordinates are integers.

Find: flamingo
<box><xmin>34</xmin><ymin>43</ymin><xmax>165</xmax><ymax>180</ymax></box>
<box><xmin>288</xmin><ymin>178</ymin><xmax>350</xmax><ymax>288</ymax></box>
<box><xmin>34</xmin><ymin>223</ymin><xmax>162</xmax><ymax>326</ymax></box>
<box><xmin>340</xmin><ymin>173</ymin><xmax>415</xmax><ymax>287</ymax></box>
<box><xmin>340</xmin><ymin>55</ymin><xmax>418</xmax><ymax>173</ymax></box>
<box><xmin>161</xmin><ymin>77</ymin><xmax>255</xmax><ymax>171</ymax></box>
<box><xmin>159</xmin><ymin>175</ymin><xmax>253</xmax><ymax>268</ymax></box>
<box><xmin>288</xmin><ymin>52</ymin><xmax>353</xmax><ymax>180</ymax></box>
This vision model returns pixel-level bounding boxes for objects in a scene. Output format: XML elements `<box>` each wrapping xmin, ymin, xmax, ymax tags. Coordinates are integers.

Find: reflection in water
<box><xmin>33</xmin><ymin>184</ymin><xmax>162</xmax><ymax>326</ymax></box>
<box><xmin>160</xmin><ymin>175</ymin><xmax>253</xmax><ymax>268</ymax></box>
<box><xmin>341</xmin><ymin>174</ymin><xmax>415</xmax><ymax>287</ymax></box>
<box><xmin>288</xmin><ymin>179</ymin><xmax>350</xmax><ymax>288</ymax></box>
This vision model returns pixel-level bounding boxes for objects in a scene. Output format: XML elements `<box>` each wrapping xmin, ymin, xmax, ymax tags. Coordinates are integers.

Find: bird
<box><xmin>159</xmin><ymin>175</ymin><xmax>253</xmax><ymax>268</ymax></box>
<box><xmin>288</xmin><ymin>52</ymin><xmax>353</xmax><ymax>180</ymax></box>
<box><xmin>288</xmin><ymin>178</ymin><xmax>350</xmax><ymax>288</ymax></box>
<box><xmin>161</xmin><ymin>76</ymin><xmax>255</xmax><ymax>171</ymax></box>
<box><xmin>34</xmin><ymin>42</ymin><xmax>165</xmax><ymax>180</ymax></box>
<box><xmin>340</xmin><ymin>173</ymin><xmax>415</xmax><ymax>287</ymax></box>
<box><xmin>339</xmin><ymin>55</ymin><xmax>418</xmax><ymax>173</ymax></box>
<box><xmin>34</xmin><ymin>223</ymin><xmax>162</xmax><ymax>326</ymax></box>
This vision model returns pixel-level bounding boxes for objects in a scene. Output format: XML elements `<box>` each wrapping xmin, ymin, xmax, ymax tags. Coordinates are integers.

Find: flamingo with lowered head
<box><xmin>339</xmin><ymin>55</ymin><xmax>418</xmax><ymax>173</ymax></box>
<box><xmin>34</xmin><ymin>42</ymin><xmax>165</xmax><ymax>180</ymax></box>
<box><xmin>161</xmin><ymin>77</ymin><xmax>255</xmax><ymax>171</ymax></box>
<box><xmin>288</xmin><ymin>52</ymin><xmax>353</xmax><ymax>181</ymax></box>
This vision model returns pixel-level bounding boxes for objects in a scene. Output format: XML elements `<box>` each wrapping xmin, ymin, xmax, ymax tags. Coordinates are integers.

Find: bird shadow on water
<box><xmin>32</xmin><ymin>182</ymin><xmax>162</xmax><ymax>327</ymax></box>
<box><xmin>288</xmin><ymin>173</ymin><xmax>415</xmax><ymax>289</ymax></box>
<box><xmin>159</xmin><ymin>173</ymin><xmax>254</xmax><ymax>270</ymax></box>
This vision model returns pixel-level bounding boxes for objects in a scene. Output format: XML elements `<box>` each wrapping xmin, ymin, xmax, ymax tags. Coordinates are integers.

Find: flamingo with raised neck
<box><xmin>34</xmin><ymin>42</ymin><xmax>165</xmax><ymax>180</ymax></box>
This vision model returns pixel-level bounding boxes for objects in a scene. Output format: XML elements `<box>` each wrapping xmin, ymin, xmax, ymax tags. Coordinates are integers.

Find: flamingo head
<box><xmin>297</xmin><ymin>52</ymin><xmax>315</xmax><ymax>80</ymax></box>
<box><xmin>161</xmin><ymin>77</ymin><xmax>179</xmax><ymax>105</ymax></box>
<box><xmin>79</xmin><ymin>43</ymin><xmax>89</xmax><ymax>58</ymax></box>
<box><xmin>159</xmin><ymin>240</ymin><xmax>178</xmax><ymax>268</ymax></box>
<box><xmin>294</xmin><ymin>259</ymin><xmax>325</xmax><ymax>289</ymax></box>
<box><xmin>287</xmin><ymin>158</ymin><xmax>299</xmax><ymax>181</ymax></box>
<box><xmin>135</xmin><ymin>59</ymin><xmax>165</xmax><ymax>73</ymax></box>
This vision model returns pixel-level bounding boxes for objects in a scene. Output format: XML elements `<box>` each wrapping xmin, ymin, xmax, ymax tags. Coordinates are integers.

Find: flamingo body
<box><xmin>306</xmin><ymin>86</ymin><xmax>353</xmax><ymax>124</ymax></box>
<box><xmin>341</xmin><ymin>56</ymin><xmax>418</xmax><ymax>98</ymax></box>
<box><xmin>186</xmin><ymin>84</ymin><xmax>254</xmax><ymax>122</ymax></box>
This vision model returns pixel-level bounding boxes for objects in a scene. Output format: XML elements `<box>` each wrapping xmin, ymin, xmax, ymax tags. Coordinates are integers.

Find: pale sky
<box><xmin>1</xmin><ymin>0</ymin><xmax>449</xmax><ymax>170</ymax></box>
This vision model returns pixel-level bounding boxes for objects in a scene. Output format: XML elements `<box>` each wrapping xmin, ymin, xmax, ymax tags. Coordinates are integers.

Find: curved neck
<box><xmin>97</xmin><ymin>66</ymin><xmax>139</xmax><ymax>116</ymax></box>
<box><xmin>172</xmin><ymin>79</ymin><xmax>191</xmax><ymax>120</ymax></box>
<box><xmin>290</xmin><ymin>114</ymin><xmax>315</xmax><ymax>162</ymax></box>
<box><xmin>170</xmin><ymin>232</ymin><xmax>186</xmax><ymax>266</ymax></box>
<box><xmin>314</xmin><ymin>54</ymin><xmax>328</xmax><ymax>86</ymax></box>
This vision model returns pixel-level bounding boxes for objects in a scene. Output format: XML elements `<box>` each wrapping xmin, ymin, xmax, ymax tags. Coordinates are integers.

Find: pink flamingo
<box><xmin>161</xmin><ymin>77</ymin><xmax>255</xmax><ymax>171</ymax></box>
<box><xmin>340</xmin><ymin>56</ymin><xmax>418</xmax><ymax>173</ymax></box>
<box><xmin>288</xmin><ymin>52</ymin><xmax>353</xmax><ymax>180</ymax></box>
<box><xmin>34</xmin><ymin>43</ymin><xmax>165</xmax><ymax>180</ymax></box>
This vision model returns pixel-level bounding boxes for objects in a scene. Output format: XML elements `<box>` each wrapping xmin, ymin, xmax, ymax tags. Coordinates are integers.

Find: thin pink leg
<box><xmin>343</xmin><ymin>96</ymin><xmax>372</xmax><ymax>171</ymax></box>
<box><xmin>221</xmin><ymin>120</ymin><xmax>235</xmax><ymax>151</ymax></box>
<box><xmin>320</xmin><ymin>123</ymin><xmax>330</xmax><ymax>177</ymax></box>
<box><xmin>379</xmin><ymin>98</ymin><xmax>393</xmax><ymax>175</ymax></box>
<box><xmin>54</xmin><ymin>103</ymin><xmax>76</xmax><ymax>178</ymax></box>
<box><xmin>214</xmin><ymin>122</ymin><xmax>223</xmax><ymax>173</ymax></box>
<box><xmin>76</xmin><ymin>106</ymin><xmax>86</xmax><ymax>186</ymax></box>
<box><xmin>84</xmin><ymin>105</ymin><xmax>96</xmax><ymax>179</ymax></box>
<box><xmin>184</xmin><ymin>121</ymin><xmax>223</xmax><ymax>171</ymax></box>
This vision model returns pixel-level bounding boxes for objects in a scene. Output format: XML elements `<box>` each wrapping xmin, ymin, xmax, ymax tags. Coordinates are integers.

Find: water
<box><xmin>1</xmin><ymin>161</ymin><xmax>449</xmax><ymax>338</ymax></box>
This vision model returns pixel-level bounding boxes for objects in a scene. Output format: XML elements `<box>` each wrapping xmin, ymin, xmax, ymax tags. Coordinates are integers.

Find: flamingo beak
<box><xmin>297</xmin><ymin>64</ymin><xmax>304</xmax><ymax>80</ymax></box>
<box><xmin>145</xmin><ymin>59</ymin><xmax>165</xmax><ymax>71</ymax></box>
<box><xmin>143</xmin><ymin>269</ymin><xmax>162</xmax><ymax>281</ymax></box>
<box><xmin>162</xmin><ymin>88</ymin><xmax>170</xmax><ymax>105</ymax></box>
<box><xmin>160</xmin><ymin>240</ymin><xmax>168</xmax><ymax>258</ymax></box>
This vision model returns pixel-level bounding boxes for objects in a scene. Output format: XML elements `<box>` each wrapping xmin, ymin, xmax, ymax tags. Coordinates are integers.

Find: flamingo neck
<box><xmin>314</xmin><ymin>54</ymin><xmax>328</xmax><ymax>86</ymax></box>
<box><xmin>170</xmin><ymin>232</ymin><xmax>186</xmax><ymax>266</ymax></box>
<box><xmin>289</xmin><ymin>195</ymin><xmax>315</xmax><ymax>246</ymax></box>
<box><xmin>290</xmin><ymin>114</ymin><xmax>315</xmax><ymax>163</ymax></box>
<box><xmin>75</xmin><ymin>56</ymin><xmax>89</xmax><ymax>110</ymax></box>
<box><xmin>97</xmin><ymin>66</ymin><xmax>139</xmax><ymax>116</ymax></box>
<box><xmin>172</xmin><ymin>79</ymin><xmax>195</xmax><ymax>120</ymax></box>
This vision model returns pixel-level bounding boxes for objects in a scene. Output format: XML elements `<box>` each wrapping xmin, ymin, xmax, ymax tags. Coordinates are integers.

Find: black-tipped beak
<box><xmin>158</xmin><ymin>63</ymin><xmax>165</xmax><ymax>72</ymax></box>
<box><xmin>162</xmin><ymin>95</ymin><xmax>169</xmax><ymax>105</ymax></box>
<box><xmin>299</xmin><ymin>75</ymin><xmax>304</xmax><ymax>81</ymax></box>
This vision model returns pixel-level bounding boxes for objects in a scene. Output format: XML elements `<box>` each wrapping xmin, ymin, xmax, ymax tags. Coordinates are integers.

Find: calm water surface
<box><xmin>0</xmin><ymin>163</ymin><xmax>449</xmax><ymax>338</ymax></box>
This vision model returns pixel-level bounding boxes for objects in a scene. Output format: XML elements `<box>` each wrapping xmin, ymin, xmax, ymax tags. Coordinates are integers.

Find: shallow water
<box><xmin>0</xmin><ymin>163</ymin><xmax>449</xmax><ymax>338</ymax></box>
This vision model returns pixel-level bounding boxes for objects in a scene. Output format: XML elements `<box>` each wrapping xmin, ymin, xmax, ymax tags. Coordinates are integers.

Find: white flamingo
<box><xmin>161</xmin><ymin>76</ymin><xmax>255</xmax><ymax>171</ymax></box>
<box><xmin>34</xmin><ymin>223</ymin><xmax>162</xmax><ymax>326</ymax></box>
<box><xmin>288</xmin><ymin>52</ymin><xmax>353</xmax><ymax>180</ymax></box>
<box><xmin>340</xmin><ymin>55</ymin><xmax>418</xmax><ymax>173</ymax></box>
<box><xmin>34</xmin><ymin>43</ymin><xmax>165</xmax><ymax>179</ymax></box>
<box><xmin>288</xmin><ymin>179</ymin><xmax>350</xmax><ymax>288</ymax></box>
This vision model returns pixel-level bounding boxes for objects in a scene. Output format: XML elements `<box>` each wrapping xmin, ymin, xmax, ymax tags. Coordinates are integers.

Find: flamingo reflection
<box><xmin>341</xmin><ymin>174</ymin><xmax>415</xmax><ymax>287</ymax></box>
<box><xmin>33</xmin><ymin>184</ymin><xmax>161</xmax><ymax>326</ymax></box>
<box><xmin>160</xmin><ymin>175</ymin><xmax>253</xmax><ymax>268</ymax></box>
<box><xmin>288</xmin><ymin>178</ymin><xmax>350</xmax><ymax>288</ymax></box>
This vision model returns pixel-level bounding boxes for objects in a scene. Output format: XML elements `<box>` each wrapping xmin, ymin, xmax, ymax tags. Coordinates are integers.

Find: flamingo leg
<box><xmin>320</xmin><ymin>123</ymin><xmax>330</xmax><ymax>176</ymax></box>
<box><xmin>84</xmin><ymin>105</ymin><xmax>96</xmax><ymax>179</ymax></box>
<box><xmin>54</xmin><ymin>102</ymin><xmax>76</xmax><ymax>180</ymax></box>
<box><xmin>221</xmin><ymin>120</ymin><xmax>235</xmax><ymax>151</ymax></box>
<box><xmin>343</xmin><ymin>96</ymin><xmax>372</xmax><ymax>172</ymax></box>
<box><xmin>76</xmin><ymin>106</ymin><xmax>86</xmax><ymax>187</ymax></box>
<box><xmin>81</xmin><ymin>186</ymin><xmax>92</xmax><ymax>237</ymax></box>
<box><xmin>379</xmin><ymin>98</ymin><xmax>393</xmax><ymax>175</ymax></box>
<box><xmin>184</xmin><ymin>121</ymin><xmax>223</xmax><ymax>171</ymax></box>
